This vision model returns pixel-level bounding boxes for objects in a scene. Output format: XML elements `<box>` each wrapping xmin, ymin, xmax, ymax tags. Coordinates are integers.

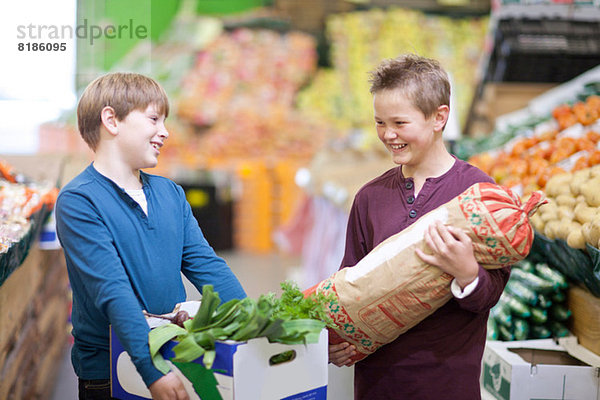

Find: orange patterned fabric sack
<box><xmin>304</xmin><ymin>182</ymin><xmax>546</xmax><ymax>363</ymax></box>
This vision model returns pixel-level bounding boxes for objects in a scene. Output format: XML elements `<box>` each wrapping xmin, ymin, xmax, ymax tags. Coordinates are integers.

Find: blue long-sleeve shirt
<box><xmin>55</xmin><ymin>164</ymin><xmax>246</xmax><ymax>387</ymax></box>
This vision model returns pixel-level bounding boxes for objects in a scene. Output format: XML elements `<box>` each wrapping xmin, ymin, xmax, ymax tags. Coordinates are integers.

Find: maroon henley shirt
<box><xmin>340</xmin><ymin>157</ymin><xmax>511</xmax><ymax>400</ymax></box>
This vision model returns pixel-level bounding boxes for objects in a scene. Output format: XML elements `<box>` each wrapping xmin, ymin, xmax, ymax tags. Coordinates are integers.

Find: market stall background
<box><xmin>2</xmin><ymin>0</ymin><xmax>600</xmax><ymax>399</ymax></box>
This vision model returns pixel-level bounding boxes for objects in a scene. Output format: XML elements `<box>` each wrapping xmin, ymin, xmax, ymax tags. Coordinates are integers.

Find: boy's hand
<box><xmin>148</xmin><ymin>372</ymin><xmax>189</xmax><ymax>400</ymax></box>
<box><xmin>329</xmin><ymin>342</ymin><xmax>357</xmax><ymax>367</ymax></box>
<box><xmin>415</xmin><ymin>221</ymin><xmax>479</xmax><ymax>289</ymax></box>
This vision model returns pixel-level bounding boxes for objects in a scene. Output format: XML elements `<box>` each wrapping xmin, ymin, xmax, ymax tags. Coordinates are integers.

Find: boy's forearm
<box><xmin>181</xmin><ymin>222</ymin><xmax>246</xmax><ymax>301</ymax></box>
<box><xmin>108</xmin><ymin>299</ymin><xmax>165</xmax><ymax>387</ymax></box>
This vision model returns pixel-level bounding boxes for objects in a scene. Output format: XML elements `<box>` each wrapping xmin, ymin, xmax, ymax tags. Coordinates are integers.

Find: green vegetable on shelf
<box><xmin>488</xmin><ymin>260</ymin><xmax>572</xmax><ymax>342</ymax></box>
<box><xmin>505</xmin><ymin>280</ymin><xmax>538</xmax><ymax>306</ymax></box>
<box><xmin>547</xmin><ymin>321</ymin><xmax>570</xmax><ymax>338</ymax></box>
<box><xmin>530</xmin><ymin>324</ymin><xmax>552</xmax><ymax>339</ymax></box>
<box><xmin>550</xmin><ymin>304</ymin><xmax>572</xmax><ymax>322</ymax></box>
<box><xmin>529</xmin><ymin>307</ymin><xmax>548</xmax><ymax>325</ymax></box>
<box><xmin>500</xmin><ymin>293</ymin><xmax>531</xmax><ymax>319</ymax></box>
<box><xmin>514</xmin><ymin>259</ymin><xmax>535</xmax><ymax>273</ymax></box>
<box><xmin>534</xmin><ymin>263</ymin><xmax>568</xmax><ymax>289</ymax></box>
<box><xmin>490</xmin><ymin>302</ymin><xmax>512</xmax><ymax>327</ymax></box>
<box><xmin>512</xmin><ymin>318</ymin><xmax>530</xmax><ymax>341</ymax></box>
<box><xmin>498</xmin><ymin>323</ymin><xmax>514</xmax><ymax>342</ymax></box>
<box><xmin>536</xmin><ymin>293</ymin><xmax>553</xmax><ymax>309</ymax></box>
<box><xmin>510</xmin><ymin>268</ymin><xmax>557</xmax><ymax>293</ymax></box>
<box><xmin>487</xmin><ymin>316</ymin><xmax>499</xmax><ymax>340</ymax></box>
<box><xmin>552</xmin><ymin>290</ymin><xmax>566</xmax><ymax>303</ymax></box>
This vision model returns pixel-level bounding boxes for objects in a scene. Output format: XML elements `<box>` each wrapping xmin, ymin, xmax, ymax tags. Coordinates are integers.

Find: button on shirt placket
<box><xmin>404</xmin><ymin>180</ymin><xmax>418</xmax><ymax>219</ymax></box>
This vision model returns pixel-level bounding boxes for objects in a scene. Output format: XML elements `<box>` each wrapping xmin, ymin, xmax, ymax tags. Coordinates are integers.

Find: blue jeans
<box><xmin>78</xmin><ymin>379</ymin><xmax>116</xmax><ymax>400</ymax></box>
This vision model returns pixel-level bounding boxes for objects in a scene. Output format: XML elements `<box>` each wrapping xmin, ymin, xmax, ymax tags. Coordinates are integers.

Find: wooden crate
<box><xmin>568</xmin><ymin>285</ymin><xmax>600</xmax><ymax>356</ymax></box>
<box><xmin>0</xmin><ymin>248</ymin><xmax>70</xmax><ymax>399</ymax></box>
<box><xmin>0</xmin><ymin>247</ymin><xmax>43</xmax><ymax>367</ymax></box>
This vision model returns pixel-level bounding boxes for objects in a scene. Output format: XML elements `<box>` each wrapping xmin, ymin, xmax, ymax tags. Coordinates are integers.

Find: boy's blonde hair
<box><xmin>369</xmin><ymin>54</ymin><xmax>450</xmax><ymax>119</ymax></box>
<box><xmin>77</xmin><ymin>72</ymin><xmax>169</xmax><ymax>151</ymax></box>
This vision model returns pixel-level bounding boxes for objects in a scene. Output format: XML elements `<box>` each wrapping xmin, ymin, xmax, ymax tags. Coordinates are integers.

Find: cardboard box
<box><xmin>568</xmin><ymin>285</ymin><xmax>600</xmax><ymax>357</ymax></box>
<box><xmin>110</xmin><ymin>305</ymin><xmax>328</xmax><ymax>400</ymax></box>
<box><xmin>480</xmin><ymin>337</ymin><xmax>600</xmax><ymax>400</ymax></box>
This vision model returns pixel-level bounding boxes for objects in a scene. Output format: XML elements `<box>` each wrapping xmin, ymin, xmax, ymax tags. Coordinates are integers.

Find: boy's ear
<box><xmin>433</xmin><ymin>105</ymin><xmax>450</xmax><ymax>132</ymax></box>
<box><xmin>100</xmin><ymin>106</ymin><xmax>119</xmax><ymax>136</ymax></box>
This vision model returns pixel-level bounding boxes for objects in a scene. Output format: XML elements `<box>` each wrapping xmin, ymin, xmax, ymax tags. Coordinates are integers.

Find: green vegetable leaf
<box><xmin>148</xmin><ymin>323</ymin><xmax>187</xmax><ymax>374</ymax></box>
<box><xmin>172</xmin><ymin>361</ymin><xmax>222</xmax><ymax>400</ymax></box>
<box><xmin>209</xmin><ymin>298</ymin><xmax>241</xmax><ymax>325</ymax></box>
<box><xmin>275</xmin><ymin>319</ymin><xmax>326</xmax><ymax>345</ymax></box>
<box><xmin>172</xmin><ymin>334</ymin><xmax>206</xmax><ymax>363</ymax></box>
<box><xmin>191</xmin><ymin>285</ymin><xmax>221</xmax><ymax>331</ymax></box>
<box><xmin>151</xmin><ymin>353</ymin><xmax>171</xmax><ymax>375</ymax></box>
<box><xmin>272</xmin><ymin>281</ymin><xmax>335</xmax><ymax>327</ymax></box>
<box><xmin>202</xmin><ymin>349</ymin><xmax>217</xmax><ymax>369</ymax></box>
<box><xmin>193</xmin><ymin>331</ymin><xmax>217</xmax><ymax>349</ymax></box>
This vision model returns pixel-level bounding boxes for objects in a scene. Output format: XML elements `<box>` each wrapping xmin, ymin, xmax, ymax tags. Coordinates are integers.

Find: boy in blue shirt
<box><xmin>56</xmin><ymin>72</ymin><xmax>246</xmax><ymax>400</ymax></box>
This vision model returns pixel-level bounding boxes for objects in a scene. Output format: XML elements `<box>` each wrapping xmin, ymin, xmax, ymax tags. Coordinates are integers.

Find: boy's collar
<box><xmin>139</xmin><ymin>170</ymin><xmax>150</xmax><ymax>185</ymax></box>
<box><xmin>88</xmin><ymin>163</ymin><xmax>150</xmax><ymax>189</ymax></box>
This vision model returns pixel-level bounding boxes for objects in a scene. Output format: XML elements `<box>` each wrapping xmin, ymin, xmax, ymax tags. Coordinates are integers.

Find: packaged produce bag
<box><xmin>304</xmin><ymin>182</ymin><xmax>546</xmax><ymax>363</ymax></box>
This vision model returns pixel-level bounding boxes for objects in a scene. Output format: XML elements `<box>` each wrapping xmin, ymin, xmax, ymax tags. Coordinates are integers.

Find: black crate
<box><xmin>487</xmin><ymin>18</ymin><xmax>600</xmax><ymax>83</ymax></box>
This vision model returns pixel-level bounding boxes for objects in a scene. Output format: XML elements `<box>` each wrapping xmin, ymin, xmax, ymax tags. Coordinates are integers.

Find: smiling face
<box><xmin>115</xmin><ymin>104</ymin><xmax>169</xmax><ymax>170</ymax></box>
<box><xmin>77</xmin><ymin>72</ymin><xmax>169</xmax><ymax>151</ymax></box>
<box><xmin>374</xmin><ymin>88</ymin><xmax>446</xmax><ymax>170</ymax></box>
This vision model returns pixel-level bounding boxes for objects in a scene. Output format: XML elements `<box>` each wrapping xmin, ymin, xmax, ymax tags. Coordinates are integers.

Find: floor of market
<box><xmin>50</xmin><ymin>249</ymin><xmax>354</xmax><ymax>400</ymax></box>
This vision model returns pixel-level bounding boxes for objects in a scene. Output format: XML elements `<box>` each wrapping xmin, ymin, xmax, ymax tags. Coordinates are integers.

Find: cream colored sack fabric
<box><xmin>305</xmin><ymin>182</ymin><xmax>546</xmax><ymax>362</ymax></box>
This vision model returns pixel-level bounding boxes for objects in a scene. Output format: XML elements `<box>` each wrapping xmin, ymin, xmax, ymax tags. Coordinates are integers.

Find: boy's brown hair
<box><xmin>368</xmin><ymin>54</ymin><xmax>450</xmax><ymax>119</ymax></box>
<box><xmin>77</xmin><ymin>72</ymin><xmax>169</xmax><ymax>151</ymax></box>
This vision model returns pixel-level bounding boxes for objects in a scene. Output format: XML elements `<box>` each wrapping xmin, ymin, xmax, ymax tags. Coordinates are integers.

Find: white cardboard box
<box><xmin>480</xmin><ymin>337</ymin><xmax>600</xmax><ymax>400</ymax></box>
<box><xmin>110</xmin><ymin>302</ymin><xmax>328</xmax><ymax>400</ymax></box>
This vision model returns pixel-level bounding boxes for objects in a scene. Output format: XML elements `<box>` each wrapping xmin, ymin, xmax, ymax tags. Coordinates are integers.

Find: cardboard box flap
<box><xmin>559</xmin><ymin>336</ymin><xmax>600</xmax><ymax>369</ymax></box>
<box><xmin>508</xmin><ymin>348</ymin><xmax>588</xmax><ymax>367</ymax></box>
<box><xmin>499</xmin><ymin>336</ymin><xmax>600</xmax><ymax>368</ymax></box>
<box><xmin>481</xmin><ymin>338</ymin><xmax>600</xmax><ymax>400</ymax></box>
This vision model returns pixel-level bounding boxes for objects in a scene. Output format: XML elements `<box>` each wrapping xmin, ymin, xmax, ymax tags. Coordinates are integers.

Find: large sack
<box><xmin>305</xmin><ymin>182</ymin><xmax>546</xmax><ymax>363</ymax></box>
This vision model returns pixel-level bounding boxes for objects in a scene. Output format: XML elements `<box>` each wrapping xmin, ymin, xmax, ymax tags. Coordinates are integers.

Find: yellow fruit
<box><xmin>530</xmin><ymin>213</ymin><xmax>545</xmax><ymax>233</ymax></box>
<box><xmin>556</xmin><ymin>194</ymin><xmax>577</xmax><ymax>208</ymax></box>
<box><xmin>580</xmin><ymin>178</ymin><xmax>600</xmax><ymax>207</ymax></box>
<box><xmin>582</xmin><ymin>220</ymin><xmax>600</xmax><ymax>247</ymax></box>
<box><xmin>544</xmin><ymin>220</ymin><xmax>561</xmax><ymax>240</ymax></box>
<box><xmin>589</xmin><ymin>164</ymin><xmax>600</xmax><ymax>178</ymax></box>
<box><xmin>557</xmin><ymin>205</ymin><xmax>575</xmax><ymax>221</ymax></box>
<box><xmin>574</xmin><ymin>203</ymin><xmax>598</xmax><ymax>224</ymax></box>
<box><xmin>570</xmin><ymin>169</ymin><xmax>590</xmax><ymax>196</ymax></box>
<box><xmin>555</xmin><ymin>219</ymin><xmax>580</xmax><ymax>241</ymax></box>
<box><xmin>545</xmin><ymin>173</ymin><xmax>572</xmax><ymax>197</ymax></box>
<box><xmin>567</xmin><ymin>228</ymin><xmax>586</xmax><ymax>249</ymax></box>
<box><xmin>540</xmin><ymin>212</ymin><xmax>557</xmax><ymax>223</ymax></box>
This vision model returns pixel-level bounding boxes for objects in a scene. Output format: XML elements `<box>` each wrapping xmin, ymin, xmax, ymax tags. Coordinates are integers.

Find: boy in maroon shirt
<box><xmin>329</xmin><ymin>54</ymin><xmax>510</xmax><ymax>399</ymax></box>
